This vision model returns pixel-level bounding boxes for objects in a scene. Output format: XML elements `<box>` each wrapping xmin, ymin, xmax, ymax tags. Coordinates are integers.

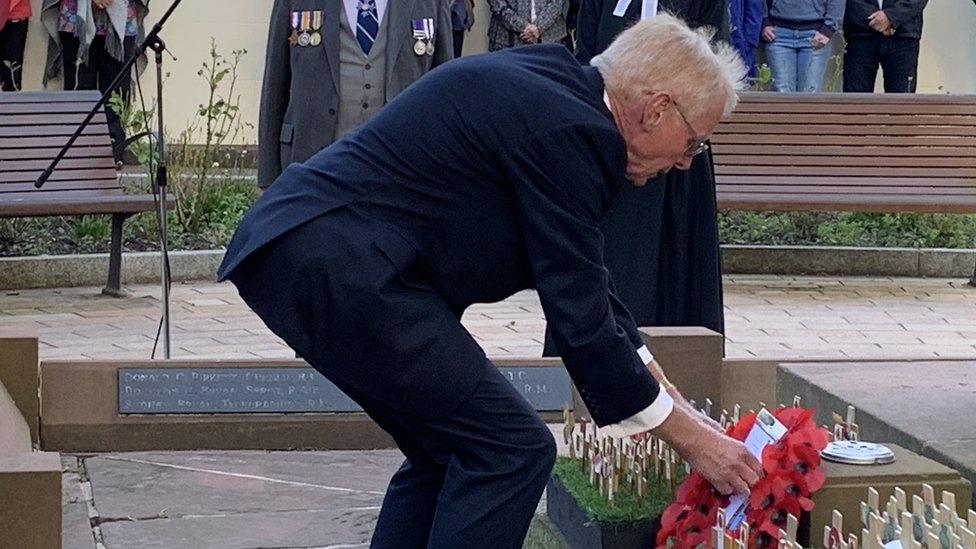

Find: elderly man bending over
<box><xmin>219</xmin><ymin>14</ymin><xmax>761</xmax><ymax>549</ymax></box>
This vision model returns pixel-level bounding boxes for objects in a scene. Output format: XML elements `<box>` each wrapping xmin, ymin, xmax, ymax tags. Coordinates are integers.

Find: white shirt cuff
<box><xmin>598</xmin><ymin>385</ymin><xmax>675</xmax><ymax>439</ymax></box>
<box><xmin>636</xmin><ymin>344</ymin><xmax>654</xmax><ymax>366</ymax></box>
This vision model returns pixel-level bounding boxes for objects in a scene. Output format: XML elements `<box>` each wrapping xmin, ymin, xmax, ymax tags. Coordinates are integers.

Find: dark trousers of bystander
<box><xmin>843</xmin><ymin>35</ymin><xmax>920</xmax><ymax>93</ymax></box>
<box><xmin>0</xmin><ymin>19</ymin><xmax>28</xmax><ymax>91</ymax></box>
<box><xmin>59</xmin><ymin>32</ymin><xmax>136</xmax><ymax>162</ymax></box>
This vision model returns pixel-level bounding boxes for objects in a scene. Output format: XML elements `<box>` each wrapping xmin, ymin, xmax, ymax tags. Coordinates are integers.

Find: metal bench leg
<box><xmin>102</xmin><ymin>213</ymin><xmax>129</xmax><ymax>297</ymax></box>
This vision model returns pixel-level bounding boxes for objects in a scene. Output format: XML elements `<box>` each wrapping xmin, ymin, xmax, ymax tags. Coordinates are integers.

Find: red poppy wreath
<box><xmin>656</xmin><ymin>406</ymin><xmax>831</xmax><ymax>548</ymax></box>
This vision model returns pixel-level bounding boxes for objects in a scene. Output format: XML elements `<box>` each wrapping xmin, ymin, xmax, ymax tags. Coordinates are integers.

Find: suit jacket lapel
<box><xmin>325</xmin><ymin>0</ymin><xmax>342</xmax><ymax>94</ymax></box>
<box><xmin>385</xmin><ymin>0</ymin><xmax>419</xmax><ymax>85</ymax></box>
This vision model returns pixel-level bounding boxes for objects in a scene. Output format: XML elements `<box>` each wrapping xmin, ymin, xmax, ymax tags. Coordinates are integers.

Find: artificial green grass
<box><xmin>551</xmin><ymin>456</ymin><xmax>678</xmax><ymax>524</ymax></box>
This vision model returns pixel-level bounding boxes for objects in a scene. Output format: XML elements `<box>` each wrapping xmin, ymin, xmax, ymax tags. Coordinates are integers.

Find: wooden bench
<box><xmin>712</xmin><ymin>92</ymin><xmax>976</xmax><ymax>280</ymax></box>
<box><xmin>0</xmin><ymin>90</ymin><xmax>171</xmax><ymax>295</ymax></box>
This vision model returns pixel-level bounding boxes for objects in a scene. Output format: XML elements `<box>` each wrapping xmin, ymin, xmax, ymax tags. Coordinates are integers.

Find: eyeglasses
<box><xmin>672</xmin><ymin>100</ymin><xmax>709</xmax><ymax>158</ymax></box>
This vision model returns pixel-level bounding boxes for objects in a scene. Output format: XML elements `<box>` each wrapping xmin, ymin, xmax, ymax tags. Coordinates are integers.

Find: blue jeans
<box><xmin>765</xmin><ymin>26</ymin><xmax>831</xmax><ymax>92</ymax></box>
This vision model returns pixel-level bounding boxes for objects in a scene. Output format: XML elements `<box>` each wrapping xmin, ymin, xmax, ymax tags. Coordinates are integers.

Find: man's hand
<box><xmin>520</xmin><ymin>23</ymin><xmax>540</xmax><ymax>43</ymax></box>
<box><xmin>761</xmin><ymin>25</ymin><xmax>775</xmax><ymax>42</ymax></box>
<box><xmin>652</xmin><ymin>404</ymin><xmax>762</xmax><ymax>495</ymax></box>
<box><xmin>93</xmin><ymin>0</ymin><xmax>114</xmax><ymax>8</ymax></box>
<box><xmin>868</xmin><ymin>10</ymin><xmax>892</xmax><ymax>34</ymax></box>
<box><xmin>810</xmin><ymin>31</ymin><xmax>830</xmax><ymax>49</ymax></box>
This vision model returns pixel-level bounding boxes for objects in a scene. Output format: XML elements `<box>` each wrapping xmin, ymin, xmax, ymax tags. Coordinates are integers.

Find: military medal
<box><xmin>310</xmin><ymin>10</ymin><xmax>323</xmax><ymax>46</ymax></box>
<box><xmin>412</xmin><ymin>19</ymin><xmax>427</xmax><ymax>56</ymax></box>
<box><xmin>424</xmin><ymin>18</ymin><xmax>435</xmax><ymax>55</ymax></box>
<box><xmin>298</xmin><ymin>11</ymin><xmax>312</xmax><ymax>47</ymax></box>
<box><xmin>289</xmin><ymin>11</ymin><xmax>300</xmax><ymax>46</ymax></box>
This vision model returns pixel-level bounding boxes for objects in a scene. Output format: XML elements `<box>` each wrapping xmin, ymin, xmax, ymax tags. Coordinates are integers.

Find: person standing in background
<box><xmin>728</xmin><ymin>0</ymin><xmax>762</xmax><ymax>77</ymax></box>
<box><xmin>41</xmin><ymin>0</ymin><xmax>150</xmax><ymax>162</ymax></box>
<box><xmin>451</xmin><ymin>0</ymin><xmax>475</xmax><ymax>57</ymax></box>
<box><xmin>551</xmin><ymin>0</ymin><xmax>729</xmax><ymax>356</ymax></box>
<box><xmin>761</xmin><ymin>0</ymin><xmax>844</xmax><ymax>92</ymax></box>
<box><xmin>487</xmin><ymin>0</ymin><xmax>567</xmax><ymax>50</ymax></box>
<box><xmin>843</xmin><ymin>0</ymin><xmax>927</xmax><ymax>93</ymax></box>
<box><xmin>0</xmin><ymin>0</ymin><xmax>31</xmax><ymax>90</ymax></box>
<box><xmin>257</xmin><ymin>0</ymin><xmax>453</xmax><ymax>190</ymax></box>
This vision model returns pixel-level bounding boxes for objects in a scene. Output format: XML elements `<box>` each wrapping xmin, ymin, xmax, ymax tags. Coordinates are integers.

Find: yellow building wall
<box><xmin>16</xmin><ymin>0</ymin><xmax>976</xmax><ymax>143</ymax></box>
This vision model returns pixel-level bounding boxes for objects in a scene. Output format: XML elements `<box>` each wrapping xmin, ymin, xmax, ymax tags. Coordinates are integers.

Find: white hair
<box><xmin>591</xmin><ymin>13</ymin><xmax>747</xmax><ymax>119</ymax></box>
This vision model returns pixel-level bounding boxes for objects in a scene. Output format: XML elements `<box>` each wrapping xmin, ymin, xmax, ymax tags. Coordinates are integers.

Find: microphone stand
<box><xmin>36</xmin><ymin>0</ymin><xmax>184</xmax><ymax>358</ymax></box>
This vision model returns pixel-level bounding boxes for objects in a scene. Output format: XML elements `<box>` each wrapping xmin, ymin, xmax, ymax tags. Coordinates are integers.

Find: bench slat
<box><xmin>0</xmin><ymin>102</ymin><xmax>111</xmax><ymax>115</ymax></box>
<box><xmin>723</xmin><ymin>113</ymin><xmax>976</xmax><ymax>126</ymax></box>
<box><xmin>0</xmin><ymin>112</ymin><xmax>109</xmax><ymax>127</ymax></box>
<box><xmin>715</xmin><ymin>155</ymin><xmax>976</xmax><ymax>168</ymax></box>
<box><xmin>717</xmin><ymin>123</ymin><xmax>975</xmax><ymax>136</ymax></box>
<box><xmin>0</xmin><ymin>135</ymin><xmax>109</xmax><ymax>149</ymax></box>
<box><xmin>1</xmin><ymin>157</ymin><xmax>116</xmax><ymax>172</ymax></box>
<box><xmin>731</xmin><ymin>104</ymin><xmax>976</xmax><ymax>116</ymax></box>
<box><xmin>0</xmin><ymin>180</ymin><xmax>121</xmax><ymax>193</ymax></box>
<box><xmin>716</xmin><ymin>175</ymin><xmax>976</xmax><ymax>188</ymax></box>
<box><xmin>0</xmin><ymin>146</ymin><xmax>113</xmax><ymax>162</ymax></box>
<box><xmin>0</xmin><ymin>125</ymin><xmax>108</xmax><ymax>138</ymax></box>
<box><xmin>711</xmin><ymin>134</ymin><xmax>976</xmax><ymax>147</ymax></box>
<box><xmin>711</xmin><ymin>145</ymin><xmax>976</xmax><ymax>158</ymax></box>
<box><xmin>716</xmin><ymin>165</ymin><xmax>976</xmax><ymax>178</ymax></box>
<box><xmin>0</xmin><ymin>91</ymin><xmax>101</xmax><ymax>103</ymax></box>
<box><xmin>717</xmin><ymin>184</ymin><xmax>976</xmax><ymax>195</ymax></box>
<box><xmin>0</xmin><ymin>193</ymin><xmax>172</xmax><ymax>217</ymax></box>
<box><xmin>717</xmin><ymin>193</ymin><xmax>976</xmax><ymax>214</ymax></box>
<box><xmin>0</xmin><ymin>168</ymin><xmax>119</xmax><ymax>184</ymax></box>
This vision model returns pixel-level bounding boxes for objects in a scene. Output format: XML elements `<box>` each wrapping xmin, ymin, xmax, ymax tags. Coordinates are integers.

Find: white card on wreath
<box><xmin>723</xmin><ymin>408</ymin><xmax>788</xmax><ymax>530</ymax></box>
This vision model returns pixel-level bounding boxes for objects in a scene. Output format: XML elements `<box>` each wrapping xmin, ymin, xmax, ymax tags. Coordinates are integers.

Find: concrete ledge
<box><xmin>722</xmin><ymin>245</ymin><xmax>976</xmax><ymax>278</ymax></box>
<box><xmin>0</xmin><ymin>452</ymin><xmax>62</xmax><ymax>549</ymax></box>
<box><xmin>639</xmin><ymin>326</ymin><xmax>724</xmax><ymax>409</ymax></box>
<box><xmin>777</xmin><ymin>360</ymin><xmax>976</xmax><ymax>508</ymax></box>
<box><xmin>0</xmin><ymin>250</ymin><xmax>224</xmax><ymax>290</ymax></box>
<box><xmin>0</xmin><ymin>328</ymin><xmax>39</xmax><ymax>445</ymax></box>
<box><xmin>721</xmin><ymin>356</ymin><xmax>976</xmax><ymax>414</ymax></box>
<box><xmin>1</xmin><ymin>246</ymin><xmax>974</xmax><ymax>291</ymax></box>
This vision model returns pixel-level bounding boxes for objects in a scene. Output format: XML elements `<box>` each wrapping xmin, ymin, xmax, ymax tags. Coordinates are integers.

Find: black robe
<box><xmin>545</xmin><ymin>0</ymin><xmax>729</xmax><ymax>359</ymax></box>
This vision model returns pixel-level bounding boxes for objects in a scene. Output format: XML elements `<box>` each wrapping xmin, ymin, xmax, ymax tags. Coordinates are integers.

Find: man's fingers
<box><xmin>730</xmin><ymin>476</ymin><xmax>750</xmax><ymax>495</ymax></box>
<box><xmin>739</xmin><ymin>463</ymin><xmax>761</xmax><ymax>487</ymax></box>
<box><xmin>713</xmin><ymin>479</ymin><xmax>733</xmax><ymax>496</ymax></box>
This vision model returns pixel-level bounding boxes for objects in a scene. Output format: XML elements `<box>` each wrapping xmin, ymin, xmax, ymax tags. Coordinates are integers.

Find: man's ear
<box><xmin>641</xmin><ymin>91</ymin><xmax>672</xmax><ymax>131</ymax></box>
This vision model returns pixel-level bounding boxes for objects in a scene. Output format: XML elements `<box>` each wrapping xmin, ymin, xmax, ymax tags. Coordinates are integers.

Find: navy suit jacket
<box><xmin>219</xmin><ymin>45</ymin><xmax>660</xmax><ymax>426</ymax></box>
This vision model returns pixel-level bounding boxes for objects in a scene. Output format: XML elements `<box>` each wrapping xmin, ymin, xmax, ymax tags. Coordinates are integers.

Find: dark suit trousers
<box><xmin>0</xmin><ymin>19</ymin><xmax>27</xmax><ymax>91</ymax></box>
<box><xmin>227</xmin><ymin>209</ymin><xmax>556</xmax><ymax>548</ymax></box>
<box><xmin>843</xmin><ymin>36</ymin><xmax>920</xmax><ymax>93</ymax></box>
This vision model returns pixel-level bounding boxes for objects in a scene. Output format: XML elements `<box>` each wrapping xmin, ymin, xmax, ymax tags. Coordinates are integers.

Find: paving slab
<box><xmin>85</xmin><ymin>451</ymin><xmax>400</xmax><ymax>522</ymax></box>
<box><xmin>99</xmin><ymin>506</ymin><xmax>380</xmax><ymax>549</ymax></box>
<box><xmin>62</xmin><ymin>456</ymin><xmax>97</xmax><ymax>549</ymax></box>
<box><xmin>777</xmin><ymin>360</ymin><xmax>976</xmax><ymax>506</ymax></box>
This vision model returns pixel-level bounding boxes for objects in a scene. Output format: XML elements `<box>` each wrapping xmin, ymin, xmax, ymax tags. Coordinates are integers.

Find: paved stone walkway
<box><xmin>3</xmin><ymin>275</ymin><xmax>976</xmax><ymax>361</ymax></box>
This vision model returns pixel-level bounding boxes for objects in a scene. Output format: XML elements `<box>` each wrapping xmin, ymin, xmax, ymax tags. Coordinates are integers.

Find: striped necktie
<box><xmin>357</xmin><ymin>0</ymin><xmax>379</xmax><ymax>55</ymax></box>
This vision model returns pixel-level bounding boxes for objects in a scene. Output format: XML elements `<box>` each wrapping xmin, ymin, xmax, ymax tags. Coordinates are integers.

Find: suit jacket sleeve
<box><xmin>433</xmin><ymin>0</ymin><xmax>455</xmax><ymax>66</ymax></box>
<box><xmin>535</xmin><ymin>0</ymin><xmax>566</xmax><ymax>32</ymax></box>
<box><xmin>743</xmin><ymin>0</ymin><xmax>763</xmax><ymax>47</ymax></box>
<box><xmin>487</xmin><ymin>0</ymin><xmax>529</xmax><ymax>33</ymax></box>
<box><xmin>257</xmin><ymin>0</ymin><xmax>291</xmax><ymax>189</ymax></box>
<box><xmin>574</xmin><ymin>0</ymin><xmax>600</xmax><ymax>63</ymax></box>
<box><xmin>504</xmin><ymin>123</ymin><xmax>660</xmax><ymax>427</ymax></box>
<box><xmin>884</xmin><ymin>0</ymin><xmax>927</xmax><ymax>29</ymax></box>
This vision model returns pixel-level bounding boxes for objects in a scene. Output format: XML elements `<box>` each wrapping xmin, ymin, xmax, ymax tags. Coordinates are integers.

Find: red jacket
<box><xmin>8</xmin><ymin>0</ymin><xmax>31</xmax><ymax>20</ymax></box>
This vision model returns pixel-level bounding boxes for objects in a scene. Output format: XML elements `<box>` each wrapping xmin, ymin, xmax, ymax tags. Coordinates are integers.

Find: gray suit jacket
<box><xmin>259</xmin><ymin>0</ymin><xmax>454</xmax><ymax>188</ymax></box>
